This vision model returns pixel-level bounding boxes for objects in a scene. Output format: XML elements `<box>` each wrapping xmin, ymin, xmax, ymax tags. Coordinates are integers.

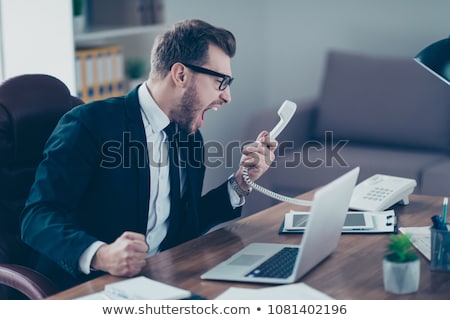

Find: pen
<box><xmin>442</xmin><ymin>197</ymin><xmax>448</xmax><ymax>224</ymax></box>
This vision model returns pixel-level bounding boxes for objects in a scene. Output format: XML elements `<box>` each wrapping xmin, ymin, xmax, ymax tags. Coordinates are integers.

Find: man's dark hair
<box><xmin>150</xmin><ymin>19</ymin><xmax>236</xmax><ymax>79</ymax></box>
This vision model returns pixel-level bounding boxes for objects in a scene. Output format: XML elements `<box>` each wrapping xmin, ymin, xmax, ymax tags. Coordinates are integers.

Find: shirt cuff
<box><xmin>228</xmin><ymin>176</ymin><xmax>246</xmax><ymax>208</ymax></box>
<box><xmin>79</xmin><ymin>240</ymin><xmax>106</xmax><ymax>275</ymax></box>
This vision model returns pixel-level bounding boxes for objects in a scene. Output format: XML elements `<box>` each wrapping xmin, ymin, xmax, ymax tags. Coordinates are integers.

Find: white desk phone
<box><xmin>242</xmin><ymin>100</ymin><xmax>417</xmax><ymax>211</ymax></box>
<box><xmin>349</xmin><ymin>174</ymin><xmax>416</xmax><ymax>211</ymax></box>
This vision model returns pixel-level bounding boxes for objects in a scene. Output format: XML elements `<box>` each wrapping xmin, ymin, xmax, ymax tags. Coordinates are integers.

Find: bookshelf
<box><xmin>0</xmin><ymin>0</ymin><xmax>165</xmax><ymax>99</ymax></box>
<box><xmin>74</xmin><ymin>25</ymin><xmax>163</xmax><ymax>42</ymax></box>
<box><xmin>74</xmin><ymin>22</ymin><xmax>164</xmax><ymax>102</ymax></box>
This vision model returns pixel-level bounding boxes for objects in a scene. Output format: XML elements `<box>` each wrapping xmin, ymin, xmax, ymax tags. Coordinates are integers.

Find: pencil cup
<box><xmin>430</xmin><ymin>224</ymin><xmax>450</xmax><ymax>272</ymax></box>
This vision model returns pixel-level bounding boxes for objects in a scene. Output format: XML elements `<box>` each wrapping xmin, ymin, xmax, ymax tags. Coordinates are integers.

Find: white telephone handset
<box><xmin>349</xmin><ymin>174</ymin><xmax>417</xmax><ymax>211</ymax></box>
<box><xmin>269</xmin><ymin>100</ymin><xmax>297</xmax><ymax>140</ymax></box>
<box><xmin>242</xmin><ymin>100</ymin><xmax>313</xmax><ymax>207</ymax></box>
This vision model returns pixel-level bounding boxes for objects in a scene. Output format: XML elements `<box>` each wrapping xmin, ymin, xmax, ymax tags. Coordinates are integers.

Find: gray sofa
<box><xmin>243</xmin><ymin>50</ymin><xmax>450</xmax><ymax>216</ymax></box>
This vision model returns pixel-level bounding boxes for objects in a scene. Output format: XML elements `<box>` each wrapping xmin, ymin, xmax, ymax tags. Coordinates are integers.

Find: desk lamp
<box><xmin>414</xmin><ymin>36</ymin><xmax>450</xmax><ymax>85</ymax></box>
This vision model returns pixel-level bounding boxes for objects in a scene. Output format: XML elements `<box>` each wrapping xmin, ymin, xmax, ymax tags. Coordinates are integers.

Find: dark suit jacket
<box><xmin>20</xmin><ymin>87</ymin><xmax>241</xmax><ymax>290</ymax></box>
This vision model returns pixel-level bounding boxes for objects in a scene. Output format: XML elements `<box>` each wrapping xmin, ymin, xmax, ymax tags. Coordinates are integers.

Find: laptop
<box><xmin>201</xmin><ymin>167</ymin><xmax>360</xmax><ymax>284</ymax></box>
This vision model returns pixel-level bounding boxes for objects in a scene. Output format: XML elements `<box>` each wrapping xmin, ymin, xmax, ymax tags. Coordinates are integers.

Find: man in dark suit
<box><xmin>21</xmin><ymin>19</ymin><xmax>276</xmax><ymax>290</ymax></box>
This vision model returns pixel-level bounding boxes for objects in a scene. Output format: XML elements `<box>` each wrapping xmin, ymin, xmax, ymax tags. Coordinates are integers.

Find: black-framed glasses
<box><xmin>183</xmin><ymin>63</ymin><xmax>234</xmax><ymax>91</ymax></box>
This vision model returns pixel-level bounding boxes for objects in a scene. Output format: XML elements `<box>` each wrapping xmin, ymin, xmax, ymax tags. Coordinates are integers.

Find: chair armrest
<box><xmin>0</xmin><ymin>264</ymin><xmax>58</xmax><ymax>299</ymax></box>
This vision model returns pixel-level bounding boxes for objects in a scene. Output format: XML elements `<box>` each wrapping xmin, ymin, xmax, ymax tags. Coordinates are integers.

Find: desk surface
<box><xmin>48</xmin><ymin>193</ymin><xmax>450</xmax><ymax>300</ymax></box>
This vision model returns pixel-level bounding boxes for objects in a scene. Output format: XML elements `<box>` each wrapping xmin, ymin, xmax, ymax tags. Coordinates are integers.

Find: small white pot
<box><xmin>73</xmin><ymin>15</ymin><xmax>85</xmax><ymax>34</ymax></box>
<box><xmin>128</xmin><ymin>78</ymin><xmax>145</xmax><ymax>90</ymax></box>
<box><xmin>382</xmin><ymin>258</ymin><xmax>420</xmax><ymax>294</ymax></box>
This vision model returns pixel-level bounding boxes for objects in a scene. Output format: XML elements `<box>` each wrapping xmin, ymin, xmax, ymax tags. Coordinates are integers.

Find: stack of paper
<box><xmin>399</xmin><ymin>226</ymin><xmax>431</xmax><ymax>260</ymax></box>
<box><xmin>215</xmin><ymin>282</ymin><xmax>333</xmax><ymax>300</ymax></box>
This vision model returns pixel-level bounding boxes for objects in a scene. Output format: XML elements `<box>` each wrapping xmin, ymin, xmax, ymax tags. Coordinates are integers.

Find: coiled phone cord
<box><xmin>242</xmin><ymin>167</ymin><xmax>312</xmax><ymax>207</ymax></box>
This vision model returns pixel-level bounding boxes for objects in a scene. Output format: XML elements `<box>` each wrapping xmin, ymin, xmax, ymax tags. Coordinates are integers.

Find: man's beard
<box><xmin>172</xmin><ymin>83</ymin><xmax>202</xmax><ymax>134</ymax></box>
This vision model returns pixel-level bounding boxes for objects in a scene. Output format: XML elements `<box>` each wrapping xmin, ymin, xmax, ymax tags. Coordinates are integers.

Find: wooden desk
<box><xmin>48</xmin><ymin>193</ymin><xmax>450</xmax><ymax>300</ymax></box>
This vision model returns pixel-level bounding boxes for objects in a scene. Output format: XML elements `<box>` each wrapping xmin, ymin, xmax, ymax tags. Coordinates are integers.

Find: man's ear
<box><xmin>170</xmin><ymin>62</ymin><xmax>188</xmax><ymax>88</ymax></box>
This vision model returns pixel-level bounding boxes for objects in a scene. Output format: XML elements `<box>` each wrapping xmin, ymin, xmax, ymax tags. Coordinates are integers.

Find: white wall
<box><xmin>0</xmin><ymin>0</ymin><xmax>76</xmax><ymax>92</ymax></box>
<box><xmin>0</xmin><ymin>1</ymin><xmax>4</xmax><ymax>80</ymax></box>
<box><xmin>264</xmin><ymin>0</ymin><xmax>450</xmax><ymax>106</ymax></box>
<box><xmin>165</xmin><ymin>0</ymin><xmax>450</xmax><ymax>192</ymax></box>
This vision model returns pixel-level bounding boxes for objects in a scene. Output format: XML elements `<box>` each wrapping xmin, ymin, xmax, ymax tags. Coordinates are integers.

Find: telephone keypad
<box><xmin>363</xmin><ymin>187</ymin><xmax>394</xmax><ymax>202</ymax></box>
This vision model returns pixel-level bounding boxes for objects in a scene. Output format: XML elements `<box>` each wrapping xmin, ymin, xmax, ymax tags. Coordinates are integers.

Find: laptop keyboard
<box><xmin>245</xmin><ymin>247</ymin><xmax>299</xmax><ymax>279</ymax></box>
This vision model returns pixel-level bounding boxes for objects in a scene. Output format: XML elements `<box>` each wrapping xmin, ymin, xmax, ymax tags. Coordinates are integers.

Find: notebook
<box><xmin>201</xmin><ymin>167</ymin><xmax>360</xmax><ymax>284</ymax></box>
<box><xmin>103</xmin><ymin>276</ymin><xmax>192</xmax><ymax>300</ymax></box>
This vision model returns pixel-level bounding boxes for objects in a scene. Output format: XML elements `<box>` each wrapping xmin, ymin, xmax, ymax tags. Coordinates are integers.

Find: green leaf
<box><xmin>385</xmin><ymin>234</ymin><xmax>419</xmax><ymax>262</ymax></box>
<box><xmin>73</xmin><ymin>0</ymin><xmax>83</xmax><ymax>16</ymax></box>
<box><xmin>125</xmin><ymin>59</ymin><xmax>149</xmax><ymax>79</ymax></box>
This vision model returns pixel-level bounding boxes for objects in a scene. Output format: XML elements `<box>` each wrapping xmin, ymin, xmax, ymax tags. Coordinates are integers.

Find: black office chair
<box><xmin>0</xmin><ymin>74</ymin><xmax>84</xmax><ymax>299</ymax></box>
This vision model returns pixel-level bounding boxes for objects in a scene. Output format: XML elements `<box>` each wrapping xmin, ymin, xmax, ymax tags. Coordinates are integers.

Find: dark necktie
<box><xmin>160</xmin><ymin>122</ymin><xmax>186</xmax><ymax>251</ymax></box>
<box><xmin>163</xmin><ymin>122</ymin><xmax>180</xmax><ymax>212</ymax></box>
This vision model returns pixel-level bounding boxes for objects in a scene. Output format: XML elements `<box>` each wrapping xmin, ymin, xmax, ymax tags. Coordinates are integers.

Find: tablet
<box><xmin>284</xmin><ymin>211</ymin><xmax>374</xmax><ymax>231</ymax></box>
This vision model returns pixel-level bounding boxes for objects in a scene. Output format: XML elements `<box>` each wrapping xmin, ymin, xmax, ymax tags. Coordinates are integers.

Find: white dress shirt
<box><xmin>79</xmin><ymin>83</ymin><xmax>244</xmax><ymax>274</ymax></box>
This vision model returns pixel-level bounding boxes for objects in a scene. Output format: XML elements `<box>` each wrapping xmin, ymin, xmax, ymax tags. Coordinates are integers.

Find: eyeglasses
<box><xmin>183</xmin><ymin>63</ymin><xmax>234</xmax><ymax>91</ymax></box>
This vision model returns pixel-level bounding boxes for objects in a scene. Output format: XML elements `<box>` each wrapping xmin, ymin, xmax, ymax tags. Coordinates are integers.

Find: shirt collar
<box><xmin>138</xmin><ymin>82</ymin><xmax>170</xmax><ymax>134</ymax></box>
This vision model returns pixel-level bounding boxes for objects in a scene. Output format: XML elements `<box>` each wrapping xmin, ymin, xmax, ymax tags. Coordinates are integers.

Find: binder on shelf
<box><xmin>112</xmin><ymin>48</ymin><xmax>125</xmax><ymax>96</ymax></box>
<box><xmin>74</xmin><ymin>55</ymin><xmax>83</xmax><ymax>99</ymax></box>
<box><xmin>279</xmin><ymin>210</ymin><xmax>398</xmax><ymax>234</ymax></box>
<box><xmin>87</xmin><ymin>0</ymin><xmax>164</xmax><ymax>27</ymax></box>
<box><xmin>150</xmin><ymin>0</ymin><xmax>165</xmax><ymax>24</ymax></box>
<box><xmin>85</xmin><ymin>53</ymin><xmax>96</xmax><ymax>100</ymax></box>
<box><xmin>75</xmin><ymin>45</ymin><xmax>125</xmax><ymax>102</ymax></box>
<box><xmin>96</xmin><ymin>50</ymin><xmax>105</xmax><ymax>98</ymax></box>
<box><xmin>105</xmin><ymin>50</ymin><xmax>114</xmax><ymax>96</ymax></box>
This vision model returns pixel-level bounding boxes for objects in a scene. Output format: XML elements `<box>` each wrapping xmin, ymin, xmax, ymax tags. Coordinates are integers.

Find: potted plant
<box><xmin>382</xmin><ymin>233</ymin><xmax>420</xmax><ymax>294</ymax></box>
<box><xmin>126</xmin><ymin>58</ymin><xmax>149</xmax><ymax>89</ymax></box>
<box><xmin>72</xmin><ymin>0</ymin><xmax>85</xmax><ymax>33</ymax></box>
